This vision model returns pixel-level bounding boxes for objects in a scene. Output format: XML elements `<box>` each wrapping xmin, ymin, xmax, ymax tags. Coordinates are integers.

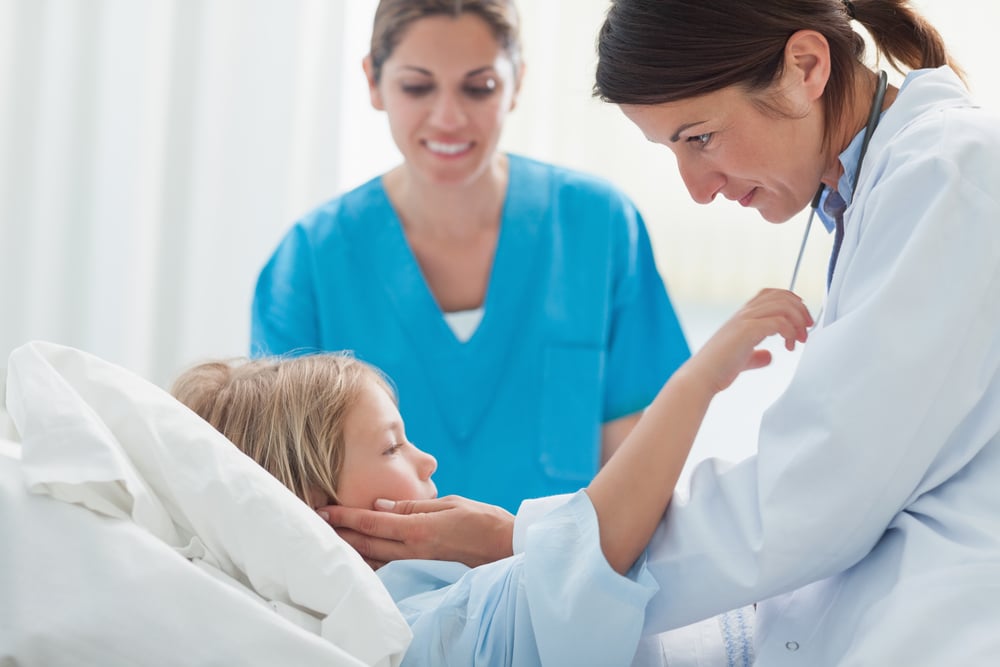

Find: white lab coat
<box><xmin>517</xmin><ymin>66</ymin><xmax>1000</xmax><ymax>665</ymax></box>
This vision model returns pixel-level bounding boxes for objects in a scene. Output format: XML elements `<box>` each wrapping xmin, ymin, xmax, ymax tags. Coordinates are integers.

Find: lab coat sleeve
<box><xmin>638</xmin><ymin>125</ymin><xmax>1000</xmax><ymax>633</ymax></box>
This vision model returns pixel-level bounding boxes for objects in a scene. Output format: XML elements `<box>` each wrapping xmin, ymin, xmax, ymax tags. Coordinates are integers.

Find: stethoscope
<box><xmin>788</xmin><ymin>70</ymin><xmax>889</xmax><ymax>292</ymax></box>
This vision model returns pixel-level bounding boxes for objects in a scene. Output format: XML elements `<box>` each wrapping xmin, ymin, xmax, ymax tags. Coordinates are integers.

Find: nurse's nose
<box><xmin>678</xmin><ymin>159</ymin><xmax>724</xmax><ymax>205</ymax></box>
<box><xmin>429</xmin><ymin>91</ymin><xmax>467</xmax><ymax>131</ymax></box>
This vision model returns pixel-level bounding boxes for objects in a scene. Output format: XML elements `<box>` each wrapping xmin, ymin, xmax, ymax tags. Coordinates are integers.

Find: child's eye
<box><xmin>383</xmin><ymin>443</ymin><xmax>404</xmax><ymax>456</ymax></box>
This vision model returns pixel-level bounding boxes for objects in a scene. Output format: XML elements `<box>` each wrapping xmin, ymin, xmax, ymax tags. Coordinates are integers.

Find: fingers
<box><xmin>744</xmin><ymin>349</ymin><xmax>773</xmax><ymax>371</ymax></box>
<box><xmin>363</xmin><ymin>557</ymin><xmax>386</xmax><ymax>571</ymax></box>
<box><xmin>320</xmin><ymin>504</ymin><xmax>411</xmax><ymax>541</ymax></box>
<box><xmin>742</xmin><ymin>289</ymin><xmax>813</xmax><ymax>350</ymax></box>
<box><xmin>333</xmin><ymin>525</ymin><xmax>420</xmax><ymax>563</ymax></box>
<box><xmin>377</xmin><ymin>497</ymin><xmax>459</xmax><ymax>515</ymax></box>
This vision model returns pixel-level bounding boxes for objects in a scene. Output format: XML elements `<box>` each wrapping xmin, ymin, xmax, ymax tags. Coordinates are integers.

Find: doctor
<box><xmin>325</xmin><ymin>0</ymin><xmax>1000</xmax><ymax>663</ymax></box>
<box><xmin>590</xmin><ymin>0</ymin><xmax>1000</xmax><ymax>663</ymax></box>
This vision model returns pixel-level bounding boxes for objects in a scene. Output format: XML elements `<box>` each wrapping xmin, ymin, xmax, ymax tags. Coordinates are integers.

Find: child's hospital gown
<box><xmin>378</xmin><ymin>491</ymin><xmax>659</xmax><ymax>666</ymax></box>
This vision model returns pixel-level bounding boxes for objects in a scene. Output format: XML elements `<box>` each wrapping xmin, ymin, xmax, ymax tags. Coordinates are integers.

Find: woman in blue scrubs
<box><xmin>251</xmin><ymin>0</ymin><xmax>690</xmax><ymax>514</ymax></box>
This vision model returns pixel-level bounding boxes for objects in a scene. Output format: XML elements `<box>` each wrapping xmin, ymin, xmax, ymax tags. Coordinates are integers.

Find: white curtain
<box><xmin>1</xmin><ymin>0</ymin><xmax>357</xmax><ymax>385</ymax></box>
<box><xmin>1</xmin><ymin>0</ymin><xmax>995</xmax><ymax>388</ymax></box>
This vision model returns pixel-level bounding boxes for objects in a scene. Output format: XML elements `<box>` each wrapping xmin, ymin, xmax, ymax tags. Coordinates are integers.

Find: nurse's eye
<box><xmin>463</xmin><ymin>76</ymin><xmax>498</xmax><ymax>99</ymax></box>
<box><xmin>687</xmin><ymin>132</ymin><xmax>713</xmax><ymax>148</ymax></box>
<box><xmin>401</xmin><ymin>83</ymin><xmax>434</xmax><ymax>97</ymax></box>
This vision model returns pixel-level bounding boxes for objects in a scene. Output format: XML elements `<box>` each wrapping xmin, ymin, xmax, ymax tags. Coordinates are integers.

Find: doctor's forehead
<box><xmin>618</xmin><ymin>102</ymin><xmax>700</xmax><ymax>144</ymax></box>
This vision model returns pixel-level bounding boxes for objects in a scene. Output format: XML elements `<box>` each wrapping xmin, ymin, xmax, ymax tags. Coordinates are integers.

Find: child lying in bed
<box><xmin>172</xmin><ymin>289</ymin><xmax>811</xmax><ymax>666</ymax></box>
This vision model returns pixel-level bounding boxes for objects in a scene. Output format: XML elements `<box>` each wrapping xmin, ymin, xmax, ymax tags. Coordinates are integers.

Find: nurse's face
<box><xmin>365</xmin><ymin>13</ymin><xmax>522</xmax><ymax>187</ymax></box>
<box><xmin>620</xmin><ymin>83</ymin><xmax>828</xmax><ymax>224</ymax></box>
<box><xmin>335</xmin><ymin>378</ymin><xmax>438</xmax><ymax>509</ymax></box>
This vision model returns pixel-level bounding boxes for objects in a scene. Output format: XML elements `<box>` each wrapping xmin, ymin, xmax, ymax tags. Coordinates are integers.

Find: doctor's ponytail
<box><xmin>849</xmin><ymin>0</ymin><xmax>965</xmax><ymax>82</ymax></box>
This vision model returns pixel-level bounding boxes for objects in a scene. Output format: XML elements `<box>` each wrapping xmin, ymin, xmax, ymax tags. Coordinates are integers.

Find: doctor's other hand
<box><xmin>689</xmin><ymin>288</ymin><xmax>813</xmax><ymax>393</ymax></box>
<box><xmin>318</xmin><ymin>495</ymin><xmax>515</xmax><ymax>569</ymax></box>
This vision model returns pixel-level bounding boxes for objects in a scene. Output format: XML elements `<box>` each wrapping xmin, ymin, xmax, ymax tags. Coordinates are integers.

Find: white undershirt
<box><xmin>443</xmin><ymin>307</ymin><xmax>484</xmax><ymax>343</ymax></box>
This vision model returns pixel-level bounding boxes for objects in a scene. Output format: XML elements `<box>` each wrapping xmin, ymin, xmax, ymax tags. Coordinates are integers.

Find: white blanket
<box><xmin>1</xmin><ymin>341</ymin><xmax>411</xmax><ymax>666</ymax></box>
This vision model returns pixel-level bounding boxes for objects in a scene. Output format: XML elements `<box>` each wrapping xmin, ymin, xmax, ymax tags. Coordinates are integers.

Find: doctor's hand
<box><xmin>689</xmin><ymin>288</ymin><xmax>813</xmax><ymax>393</ymax></box>
<box><xmin>318</xmin><ymin>495</ymin><xmax>515</xmax><ymax>570</ymax></box>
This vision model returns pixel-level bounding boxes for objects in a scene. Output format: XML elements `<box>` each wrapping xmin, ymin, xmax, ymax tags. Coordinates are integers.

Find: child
<box><xmin>173</xmin><ymin>288</ymin><xmax>811</xmax><ymax>666</ymax></box>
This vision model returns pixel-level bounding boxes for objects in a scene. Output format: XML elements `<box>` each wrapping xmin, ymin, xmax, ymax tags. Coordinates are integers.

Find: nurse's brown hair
<box><xmin>368</xmin><ymin>0</ymin><xmax>522</xmax><ymax>84</ymax></box>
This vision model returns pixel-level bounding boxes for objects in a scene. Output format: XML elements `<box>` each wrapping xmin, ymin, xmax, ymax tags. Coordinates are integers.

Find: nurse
<box><xmin>251</xmin><ymin>0</ymin><xmax>690</xmax><ymax>514</ymax></box>
<box><xmin>326</xmin><ymin>0</ymin><xmax>1000</xmax><ymax>662</ymax></box>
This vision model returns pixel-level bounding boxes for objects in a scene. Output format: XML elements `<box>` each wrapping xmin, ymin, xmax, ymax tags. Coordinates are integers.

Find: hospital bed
<box><xmin>0</xmin><ymin>342</ymin><xmax>752</xmax><ymax>666</ymax></box>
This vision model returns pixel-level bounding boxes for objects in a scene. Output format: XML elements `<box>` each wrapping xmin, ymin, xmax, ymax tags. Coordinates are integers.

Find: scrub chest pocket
<box><xmin>539</xmin><ymin>344</ymin><xmax>606</xmax><ymax>482</ymax></box>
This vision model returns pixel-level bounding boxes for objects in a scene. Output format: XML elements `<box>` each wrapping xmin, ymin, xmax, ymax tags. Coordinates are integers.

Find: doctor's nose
<box><xmin>679</xmin><ymin>162</ymin><xmax>724</xmax><ymax>205</ymax></box>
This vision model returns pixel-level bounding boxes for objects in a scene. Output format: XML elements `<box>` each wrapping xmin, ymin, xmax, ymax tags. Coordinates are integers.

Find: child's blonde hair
<box><xmin>171</xmin><ymin>353</ymin><xmax>395</xmax><ymax>507</ymax></box>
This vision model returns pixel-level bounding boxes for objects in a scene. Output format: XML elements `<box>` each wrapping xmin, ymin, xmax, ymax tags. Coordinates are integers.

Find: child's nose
<box><xmin>418</xmin><ymin>450</ymin><xmax>437</xmax><ymax>480</ymax></box>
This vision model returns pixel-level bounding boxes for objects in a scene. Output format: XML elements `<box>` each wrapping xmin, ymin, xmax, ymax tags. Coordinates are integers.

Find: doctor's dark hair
<box><xmin>595</xmin><ymin>0</ymin><xmax>962</xmax><ymax>146</ymax></box>
<box><xmin>171</xmin><ymin>353</ymin><xmax>396</xmax><ymax>508</ymax></box>
<box><xmin>368</xmin><ymin>0</ymin><xmax>522</xmax><ymax>84</ymax></box>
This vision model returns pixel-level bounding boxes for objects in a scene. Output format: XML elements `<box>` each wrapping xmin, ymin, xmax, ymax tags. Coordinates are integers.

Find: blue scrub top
<box><xmin>252</xmin><ymin>154</ymin><xmax>689</xmax><ymax>511</ymax></box>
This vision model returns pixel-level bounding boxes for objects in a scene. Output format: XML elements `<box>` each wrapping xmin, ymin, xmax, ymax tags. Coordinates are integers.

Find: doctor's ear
<box><xmin>362</xmin><ymin>55</ymin><xmax>385</xmax><ymax>111</ymax></box>
<box><xmin>783</xmin><ymin>30</ymin><xmax>831</xmax><ymax>102</ymax></box>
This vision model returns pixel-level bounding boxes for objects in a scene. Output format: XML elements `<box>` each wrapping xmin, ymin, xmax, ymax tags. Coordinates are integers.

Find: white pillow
<box><xmin>0</xmin><ymin>367</ymin><xmax>16</xmax><ymax>442</ymax></box>
<box><xmin>2</xmin><ymin>341</ymin><xmax>411</xmax><ymax>667</ymax></box>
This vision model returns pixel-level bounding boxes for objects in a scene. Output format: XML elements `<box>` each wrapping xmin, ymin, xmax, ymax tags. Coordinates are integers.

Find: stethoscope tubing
<box><xmin>788</xmin><ymin>70</ymin><xmax>889</xmax><ymax>293</ymax></box>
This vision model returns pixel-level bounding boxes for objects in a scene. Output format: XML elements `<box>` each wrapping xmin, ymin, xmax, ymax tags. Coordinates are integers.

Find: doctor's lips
<box><xmin>737</xmin><ymin>188</ymin><xmax>758</xmax><ymax>207</ymax></box>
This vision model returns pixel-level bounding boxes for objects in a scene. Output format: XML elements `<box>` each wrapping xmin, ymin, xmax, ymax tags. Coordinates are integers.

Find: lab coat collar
<box><xmin>840</xmin><ymin>66</ymin><xmax>972</xmax><ymax>203</ymax></box>
<box><xmin>823</xmin><ymin>66</ymin><xmax>972</xmax><ymax>232</ymax></box>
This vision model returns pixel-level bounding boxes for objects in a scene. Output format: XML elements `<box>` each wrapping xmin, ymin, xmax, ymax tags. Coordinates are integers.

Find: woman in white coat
<box><xmin>580</xmin><ymin>0</ymin><xmax>1000</xmax><ymax>663</ymax></box>
<box><xmin>326</xmin><ymin>0</ymin><xmax>1000</xmax><ymax>663</ymax></box>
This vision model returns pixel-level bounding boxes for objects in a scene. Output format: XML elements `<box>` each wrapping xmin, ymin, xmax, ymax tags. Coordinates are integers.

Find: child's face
<box><xmin>335</xmin><ymin>378</ymin><xmax>438</xmax><ymax>509</ymax></box>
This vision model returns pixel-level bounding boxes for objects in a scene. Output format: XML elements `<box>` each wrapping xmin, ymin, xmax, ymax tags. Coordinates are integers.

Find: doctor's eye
<box><xmin>687</xmin><ymin>132</ymin><xmax>713</xmax><ymax>148</ymax></box>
